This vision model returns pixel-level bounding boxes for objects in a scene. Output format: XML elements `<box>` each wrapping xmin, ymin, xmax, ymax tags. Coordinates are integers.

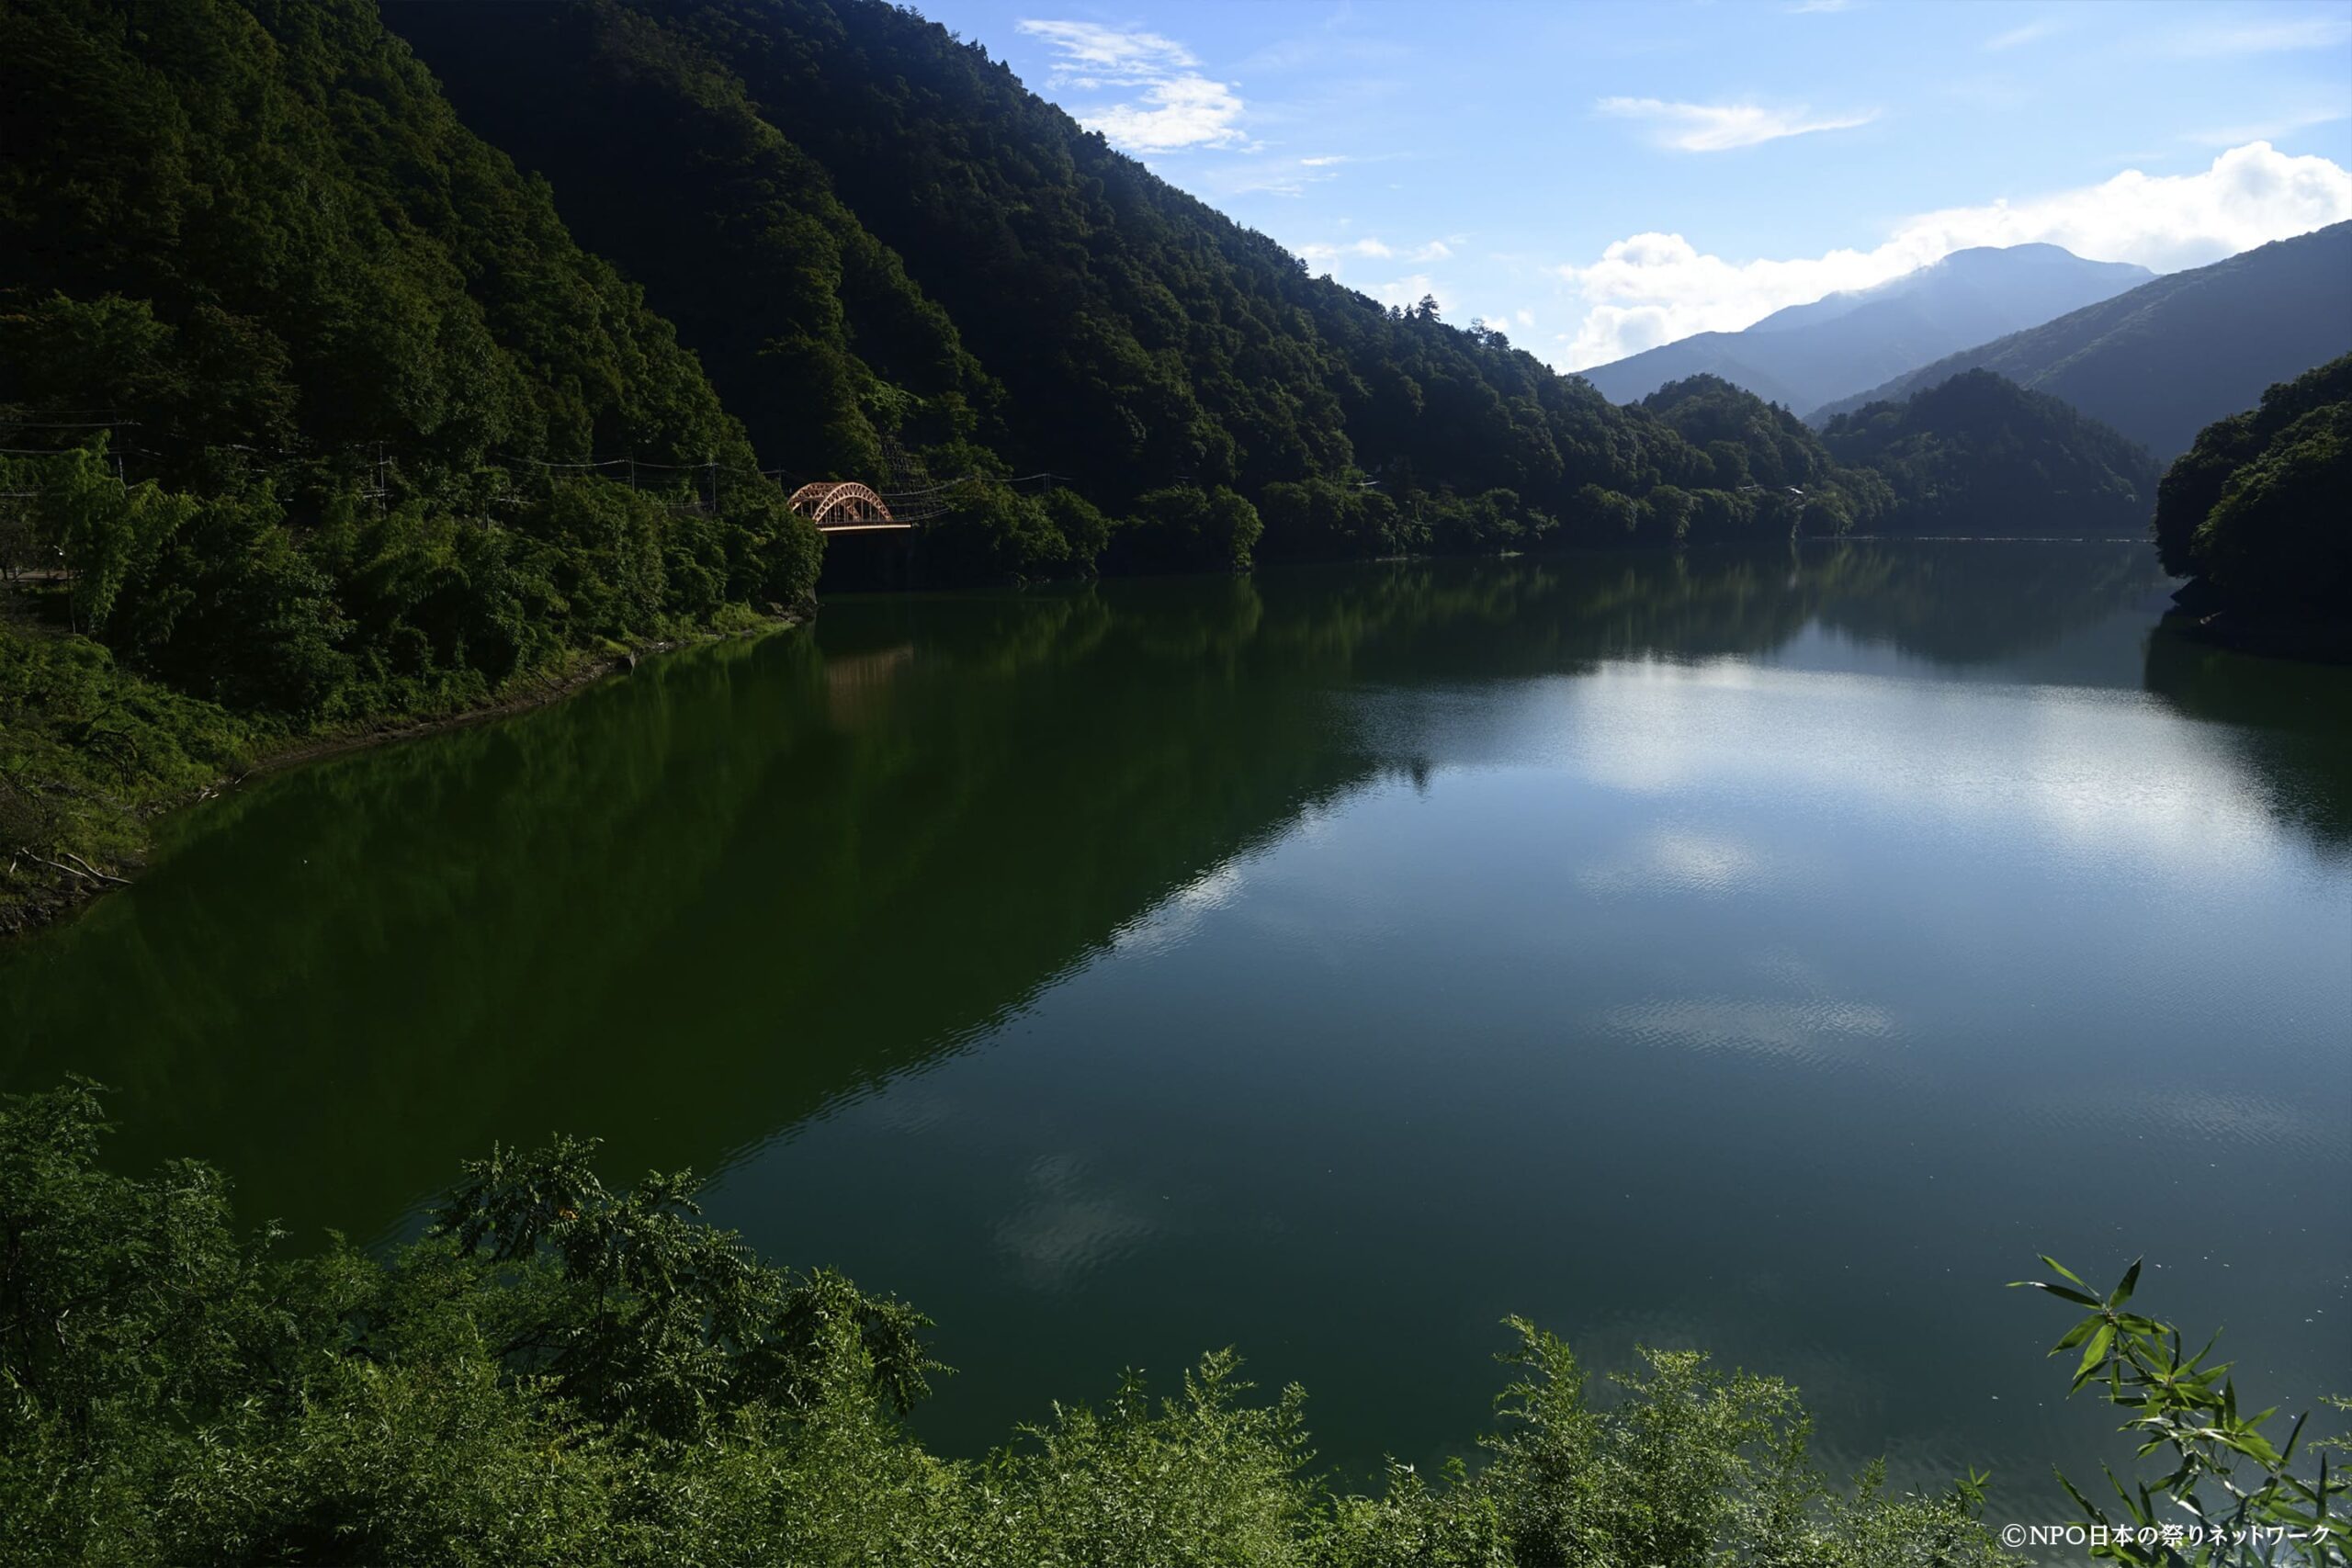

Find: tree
<box><xmin>2152</xmin><ymin>355</ymin><xmax>2352</xmax><ymax>625</ymax></box>
<box><xmin>1116</xmin><ymin>485</ymin><xmax>1263</xmax><ymax>573</ymax></box>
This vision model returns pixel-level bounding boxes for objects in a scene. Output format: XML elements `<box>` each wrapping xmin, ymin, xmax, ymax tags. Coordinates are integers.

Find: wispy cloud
<box><xmin>2180</xmin><ymin>107</ymin><xmax>2350</xmax><ymax>148</ymax></box>
<box><xmin>1595</xmin><ymin>96</ymin><xmax>1879</xmax><ymax>152</ymax></box>
<box><xmin>1984</xmin><ymin>18</ymin><xmax>2061</xmax><ymax>51</ymax></box>
<box><xmin>1785</xmin><ymin>0</ymin><xmax>1855</xmax><ymax>12</ymax></box>
<box><xmin>1016</xmin><ymin>18</ymin><xmax>1250</xmax><ymax>152</ymax></box>
<box><xmin>1297</xmin><ymin>236</ymin><xmax>1458</xmax><ymax>269</ymax></box>
<box><xmin>1554</xmin><ymin>141</ymin><xmax>2352</xmax><ymax>368</ymax></box>
<box><xmin>2161</xmin><ymin>14</ymin><xmax>2352</xmax><ymax>55</ymax></box>
<box><xmin>1015</xmin><ymin>19</ymin><xmax>1196</xmax><ymax>85</ymax></box>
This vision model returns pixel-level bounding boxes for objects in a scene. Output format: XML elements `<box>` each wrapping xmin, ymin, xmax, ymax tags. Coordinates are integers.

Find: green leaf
<box><xmin>2052</xmin><ymin>1317</ymin><xmax>2100</xmax><ymax>1354</ymax></box>
<box><xmin>2281</xmin><ymin>1409</ymin><xmax>2310</xmax><ymax>1468</ymax></box>
<box><xmin>2041</xmin><ymin>1256</ymin><xmax>2091</xmax><ymax>1290</ymax></box>
<box><xmin>2074</xmin><ymin>1324</ymin><xmax>2116</xmax><ymax>1392</ymax></box>
<box><xmin>2055</xmin><ymin>1467</ymin><xmax>2109</xmax><ymax>1526</ymax></box>
<box><xmin>2107</xmin><ymin>1257</ymin><xmax>2142</xmax><ymax>1308</ymax></box>
<box><xmin>2012</xmin><ymin>1279</ymin><xmax>2103</xmax><ymax>1307</ymax></box>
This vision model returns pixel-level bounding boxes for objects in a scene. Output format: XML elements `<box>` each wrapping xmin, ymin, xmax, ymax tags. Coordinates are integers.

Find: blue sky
<box><xmin>906</xmin><ymin>0</ymin><xmax>2352</xmax><ymax>369</ymax></box>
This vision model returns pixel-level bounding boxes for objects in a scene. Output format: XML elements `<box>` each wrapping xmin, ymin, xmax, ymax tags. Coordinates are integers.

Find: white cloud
<box><xmin>1554</xmin><ymin>141</ymin><xmax>2352</xmax><ymax>368</ymax></box>
<box><xmin>1370</xmin><ymin>274</ymin><xmax>1448</xmax><ymax>314</ymax></box>
<box><xmin>1017</xmin><ymin>18</ymin><xmax>1250</xmax><ymax>152</ymax></box>
<box><xmin>1596</xmin><ymin>96</ymin><xmax>1878</xmax><ymax>152</ymax></box>
<box><xmin>1087</xmin><ymin>76</ymin><xmax>1249</xmax><ymax>152</ymax></box>
<box><xmin>1984</xmin><ymin>18</ymin><xmax>2061</xmax><ymax>51</ymax></box>
<box><xmin>1786</xmin><ymin>0</ymin><xmax>1856</xmax><ymax>12</ymax></box>
<box><xmin>1299</xmin><ymin>154</ymin><xmax>1351</xmax><ymax>167</ymax></box>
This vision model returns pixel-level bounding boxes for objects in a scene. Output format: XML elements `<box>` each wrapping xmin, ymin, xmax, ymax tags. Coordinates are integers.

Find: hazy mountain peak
<box><xmin>1583</xmin><ymin>243</ymin><xmax>2155</xmax><ymax>408</ymax></box>
<box><xmin>1808</xmin><ymin>221</ymin><xmax>2352</xmax><ymax>458</ymax></box>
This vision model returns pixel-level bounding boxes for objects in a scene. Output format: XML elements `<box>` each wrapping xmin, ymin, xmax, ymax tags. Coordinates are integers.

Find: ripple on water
<box><xmin>1602</xmin><ymin>995</ymin><xmax>1901</xmax><ymax>1067</ymax></box>
<box><xmin>992</xmin><ymin>1151</ymin><xmax>1161</xmax><ymax>1294</ymax></box>
<box><xmin>1576</xmin><ymin>827</ymin><xmax>1778</xmax><ymax>898</ymax></box>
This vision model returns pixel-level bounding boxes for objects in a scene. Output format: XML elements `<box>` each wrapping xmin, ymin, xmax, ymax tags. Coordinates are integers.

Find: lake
<box><xmin>5</xmin><ymin>541</ymin><xmax>2347</xmax><ymax>1500</ymax></box>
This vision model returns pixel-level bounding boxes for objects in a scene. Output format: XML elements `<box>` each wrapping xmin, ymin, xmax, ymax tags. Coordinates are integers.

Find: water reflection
<box><xmin>2143</xmin><ymin>617</ymin><xmax>2352</xmax><ymax>850</ymax></box>
<box><xmin>2</xmin><ymin>543</ymin><xmax>2341</xmax><ymax>1236</ymax></box>
<box><xmin>2</xmin><ymin>540</ymin><xmax>2346</xmax><ymax>1494</ymax></box>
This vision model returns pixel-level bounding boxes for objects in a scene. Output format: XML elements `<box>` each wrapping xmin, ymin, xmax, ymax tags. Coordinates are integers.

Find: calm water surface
<box><xmin>6</xmin><ymin>543</ymin><xmax>2348</xmax><ymax>1495</ymax></box>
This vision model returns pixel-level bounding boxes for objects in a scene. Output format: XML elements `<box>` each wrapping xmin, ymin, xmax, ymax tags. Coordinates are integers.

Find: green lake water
<box><xmin>5</xmin><ymin>542</ymin><xmax>2348</xmax><ymax>1496</ymax></box>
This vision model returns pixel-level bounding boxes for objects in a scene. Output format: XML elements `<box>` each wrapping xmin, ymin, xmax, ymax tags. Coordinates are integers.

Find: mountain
<box><xmin>1821</xmin><ymin>370</ymin><xmax>2160</xmax><ymax>536</ymax></box>
<box><xmin>1576</xmin><ymin>244</ymin><xmax>2153</xmax><ymax>411</ymax></box>
<box><xmin>2151</xmin><ymin>354</ymin><xmax>2351</xmax><ymax>645</ymax></box>
<box><xmin>1811</xmin><ymin>223</ymin><xmax>2352</xmax><ymax>458</ymax></box>
<box><xmin>380</xmin><ymin>0</ymin><xmax>1888</xmax><ymax>568</ymax></box>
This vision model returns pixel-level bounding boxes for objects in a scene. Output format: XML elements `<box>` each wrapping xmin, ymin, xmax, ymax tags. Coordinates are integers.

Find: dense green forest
<box><xmin>2152</xmin><ymin>355</ymin><xmax>2351</xmax><ymax>645</ymax></box>
<box><xmin>1812</xmin><ymin>222</ymin><xmax>2352</xmax><ymax>459</ymax></box>
<box><xmin>1821</xmin><ymin>370</ymin><xmax>2159</xmax><ymax>536</ymax></box>
<box><xmin>6</xmin><ymin>1081</ymin><xmax>2341</xmax><ymax>1566</ymax></box>
<box><xmin>380</xmin><ymin>0</ymin><xmax>1896</xmax><ymax>570</ymax></box>
<box><xmin>0</xmin><ymin>0</ymin><xmax>825</xmax><ymax>683</ymax></box>
<box><xmin>0</xmin><ymin>0</ymin><xmax>821</xmax><ymax>921</ymax></box>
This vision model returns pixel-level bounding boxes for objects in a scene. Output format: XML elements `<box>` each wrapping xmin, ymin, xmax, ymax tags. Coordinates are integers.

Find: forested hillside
<box><xmin>1811</xmin><ymin>223</ymin><xmax>2352</xmax><ymax>458</ymax></box>
<box><xmin>1821</xmin><ymin>370</ymin><xmax>2159</xmax><ymax>536</ymax></box>
<box><xmin>0</xmin><ymin>0</ymin><xmax>820</xmax><ymax>923</ymax></box>
<box><xmin>384</xmin><ymin>0</ymin><xmax>1891</xmax><ymax>569</ymax></box>
<box><xmin>0</xmin><ymin>0</ymin><xmax>824</xmax><ymax>671</ymax></box>
<box><xmin>2152</xmin><ymin>354</ymin><xmax>2350</xmax><ymax>646</ymax></box>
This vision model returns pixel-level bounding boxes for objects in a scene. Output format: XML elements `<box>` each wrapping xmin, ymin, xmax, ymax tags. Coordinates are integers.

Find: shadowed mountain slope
<box><xmin>1821</xmin><ymin>369</ymin><xmax>2160</xmax><ymax>536</ymax></box>
<box><xmin>1811</xmin><ymin>223</ymin><xmax>2352</xmax><ymax>458</ymax></box>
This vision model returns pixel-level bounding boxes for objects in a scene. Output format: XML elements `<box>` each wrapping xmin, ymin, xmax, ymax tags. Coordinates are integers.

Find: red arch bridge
<box><xmin>786</xmin><ymin>481</ymin><xmax>910</xmax><ymax>533</ymax></box>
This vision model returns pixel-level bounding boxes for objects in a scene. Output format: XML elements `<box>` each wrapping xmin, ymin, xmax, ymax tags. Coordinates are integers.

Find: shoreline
<box><xmin>1</xmin><ymin>613</ymin><xmax>804</xmax><ymax>941</ymax></box>
<box><xmin>235</xmin><ymin>616</ymin><xmax>803</xmax><ymax>781</ymax></box>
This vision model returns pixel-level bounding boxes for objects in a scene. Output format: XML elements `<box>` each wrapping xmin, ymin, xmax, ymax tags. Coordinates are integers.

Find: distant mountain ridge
<box><xmin>1577</xmin><ymin>243</ymin><xmax>2153</xmax><ymax>412</ymax></box>
<box><xmin>1810</xmin><ymin>223</ymin><xmax>2352</xmax><ymax>458</ymax></box>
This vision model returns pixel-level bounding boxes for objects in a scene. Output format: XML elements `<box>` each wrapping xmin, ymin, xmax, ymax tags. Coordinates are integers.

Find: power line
<box><xmin>5</xmin><ymin>434</ymin><xmax>1114</xmax><ymax>531</ymax></box>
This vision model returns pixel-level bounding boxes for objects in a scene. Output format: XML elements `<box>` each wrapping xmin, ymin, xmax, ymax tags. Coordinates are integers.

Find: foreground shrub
<box><xmin>13</xmin><ymin>1082</ymin><xmax>2335</xmax><ymax>1565</ymax></box>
